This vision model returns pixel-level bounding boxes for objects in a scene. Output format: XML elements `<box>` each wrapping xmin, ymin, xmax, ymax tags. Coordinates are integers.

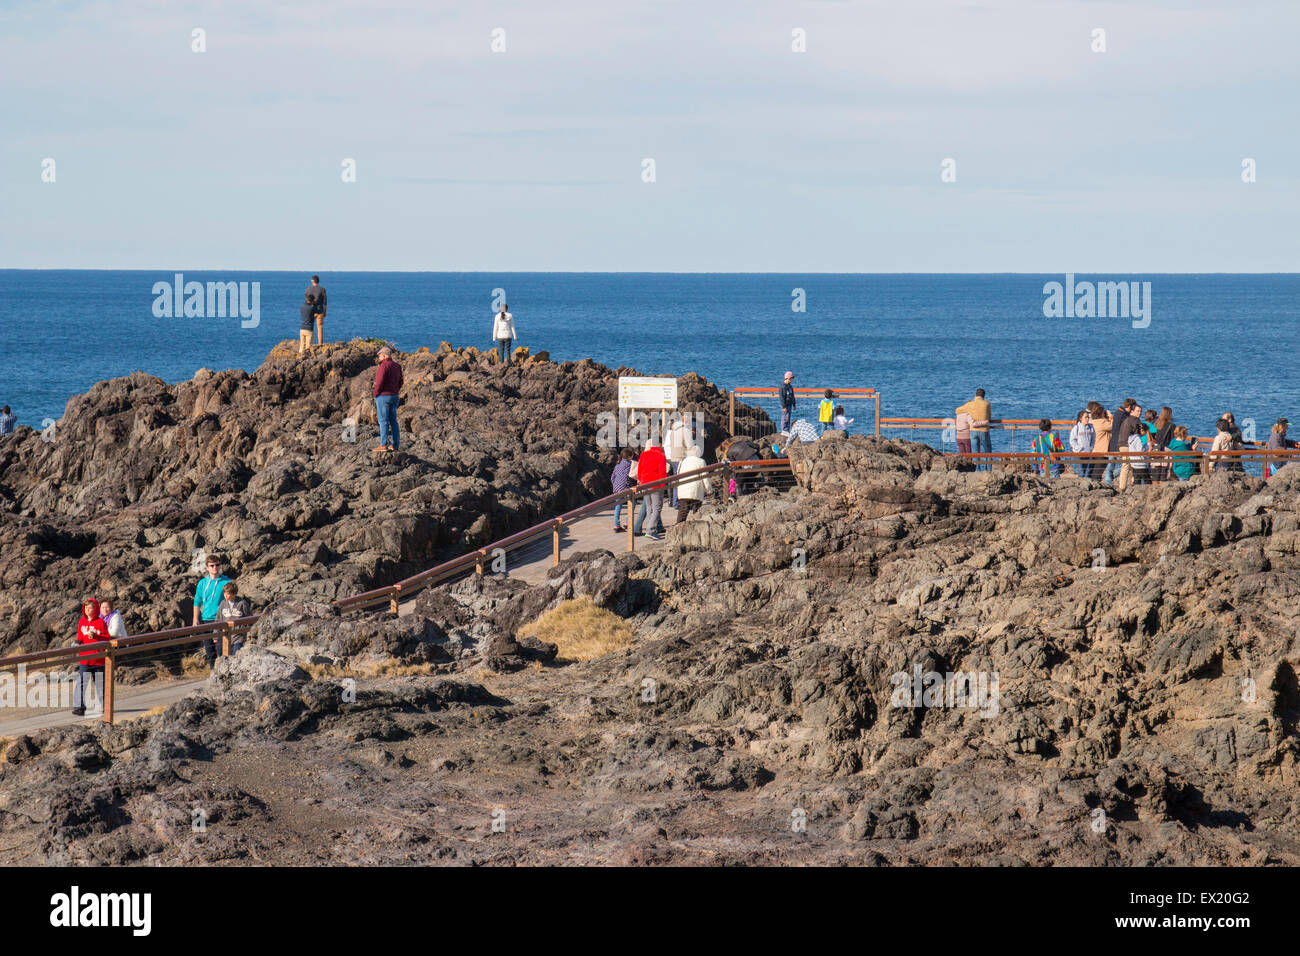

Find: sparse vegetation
<box><xmin>303</xmin><ymin>660</ymin><xmax>440</xmax><ymax>680</ymax></box>
<box><xmin>519</xmin><ymin>597</ymin><xmax>635</xmax><ymax>661</ymax></box>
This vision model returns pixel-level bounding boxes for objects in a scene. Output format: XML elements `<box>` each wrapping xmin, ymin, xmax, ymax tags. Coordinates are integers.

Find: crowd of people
<box><xmin>953</xmin><ymin>389</ymin><xmax>1297</xmax><ymax>485</ymax></box>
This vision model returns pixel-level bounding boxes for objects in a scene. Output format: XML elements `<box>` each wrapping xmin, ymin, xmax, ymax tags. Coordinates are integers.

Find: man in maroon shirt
<box><xmin>373</xmin><ymin>347</ymin><xmax>403</xmax><ymax>453</ymax></box>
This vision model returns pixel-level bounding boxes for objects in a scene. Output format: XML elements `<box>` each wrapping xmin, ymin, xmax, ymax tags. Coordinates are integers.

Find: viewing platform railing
<box><xmin>730</xmin><ymin>387</ymin><xmax>881</xmax><ymax>439</ymax></box>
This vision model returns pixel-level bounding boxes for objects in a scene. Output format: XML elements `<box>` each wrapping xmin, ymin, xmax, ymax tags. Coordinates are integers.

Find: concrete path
<box><xmin>398</xmin><ymin>503</ymin><xmax>675</xmax><ymax>614</ymax></box>
<box><xmin>0</xmin><ymin>677</ymin><xmax>209</xmax><ymax>739</ymax></box>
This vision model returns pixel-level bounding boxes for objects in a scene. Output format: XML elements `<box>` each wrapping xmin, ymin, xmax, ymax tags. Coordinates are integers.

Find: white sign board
<box><xmin>618</xmin><ymin>376</ymin><xmax>677</xmax><ymax>409</ymax></box>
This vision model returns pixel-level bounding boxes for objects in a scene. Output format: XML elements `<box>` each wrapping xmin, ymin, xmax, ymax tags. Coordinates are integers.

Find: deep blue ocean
<box><xmin>1</xmin><ymin>272</ymin><xmax>1297</xmax><ymax>441</ymax></box>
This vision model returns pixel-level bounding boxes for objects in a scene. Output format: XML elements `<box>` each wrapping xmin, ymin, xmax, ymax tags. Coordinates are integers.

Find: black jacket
<box><xmin>779</xmin><ymin>383</ymin><xmax>795</xmax><ymax>410</ymax></box>
<box><xmin>1108</xmin><ymin>409</ymin><xmax>1131</xmax><ymax>452</ymax></box>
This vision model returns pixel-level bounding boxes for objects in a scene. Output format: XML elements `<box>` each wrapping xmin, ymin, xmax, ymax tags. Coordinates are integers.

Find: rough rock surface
<box><xmin>3</xmin><ymin>436</ymin><xmax>1299</xmax><ymax>864</ymax></box>
<box><xmin>0</xmin><ymin>341</ymin><xmax>733</xmax><ymax>656</ymax></box>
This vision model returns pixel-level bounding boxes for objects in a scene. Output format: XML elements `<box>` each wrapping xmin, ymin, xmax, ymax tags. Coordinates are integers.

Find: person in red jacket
<box><xmin>631</xmin><ymin>442</ymin><xmax>668</xmax><ymax>539</ymax></box>
<box><xmin>72</xmin><ymin>597</ymin><xmax>108</xmax><ymax>716</ymax></box>
<box><xmin>372</xmin><ymin>346</ymin><xmax>404</xmax><ymax>453</ymax></box>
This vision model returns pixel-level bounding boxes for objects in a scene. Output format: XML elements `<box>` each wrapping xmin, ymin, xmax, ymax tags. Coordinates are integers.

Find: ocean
<box><xmin>1</xmin><ymin>271</ymin><xmax>1297</xmax><ymax>441</ymax></box>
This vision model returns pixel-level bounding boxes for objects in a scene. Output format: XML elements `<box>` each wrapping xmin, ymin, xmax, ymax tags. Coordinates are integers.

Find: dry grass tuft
<box><xmin>519</xmin><ymin>597</ymin><xmax>636</xmax><ymax>662</ymax></box>
<box><xmin>303</xmin><ymin>660</ymin><xmax>440</xmax><ymax>680</ymax></box>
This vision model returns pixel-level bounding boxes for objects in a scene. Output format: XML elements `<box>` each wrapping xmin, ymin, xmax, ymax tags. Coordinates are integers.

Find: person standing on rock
<box><xmin>675</xmin><ymin>444</ymin><xmax>710</xmax><ymax>523</ymax></box>
<box><xmin>299</xmin><ymin>292</ymin><xmax>316</xmax><ymax>355</ymax></box>
<box><xmin>956</xmin><ymin>389</ymin><xmax>992</xmax><ymax>470</ymax></box>
<box><xmin>779</xmin><ymin>372</ymin><xmax>796</xmax><ymax>433</ymax></box>
<box><xmin>373</xmin><ymin>347</ymin><xmax>403</xmax><ymax>453</ymax></box>
<box><xmin>307</xmin><ymin>275</ymin><xmax>327</xmax><ymax>346</ymax></box>
<box><xmin>493</xmin><ymin>303</ymin><xmax>516</xmax><ymax>366</ymax></box>
<box><xmin>632</xmin><ymin>441</ymin><xmax>667</xmax><ymax>540</ymax></box>
<box><xmin>71</xmin><ymin>598</ymin><xmax>108</xmax><ymax>717</ymax></box>
<box><xmin>193</xmin><ymin>554</ymin><xmax>232</xmax><ymax>670</ymax></box>
<box><xmin>0</xmin><ymin>405</ymin><xmax>15</xmax><ymax>435</ymax></box>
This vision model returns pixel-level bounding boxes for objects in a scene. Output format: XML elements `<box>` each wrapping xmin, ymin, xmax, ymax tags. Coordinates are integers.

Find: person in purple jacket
<box><xmin>610</xmin><ymin>448</ymin><xmax>635</xmax><ymax>532</ymax></box>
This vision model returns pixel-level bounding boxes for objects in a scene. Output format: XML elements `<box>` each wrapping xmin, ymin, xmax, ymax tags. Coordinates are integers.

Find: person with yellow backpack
<box><xmin>818</xmin><ymin>389</ymin><xmax>836</xmax><ymax>435</ymax></box>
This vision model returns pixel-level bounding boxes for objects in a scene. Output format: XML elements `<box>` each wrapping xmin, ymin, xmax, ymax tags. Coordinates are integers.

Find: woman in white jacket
<box><xmin>675</xmin><ymin>446</ymin><xmax>710</xmax><ymax>524</ymax></box>
<box><xmin>99</xmin><ymin>597</ymin><xmax>129</xmax><ymax>640</ymax></box>
<box><xmin>492</xmin><ymin>304</ymin><xmax>517</xmax><ymax>365</ymax></box>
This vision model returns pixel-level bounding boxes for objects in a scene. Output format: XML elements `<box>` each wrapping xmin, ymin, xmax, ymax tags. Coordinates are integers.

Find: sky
<box><xmin>1</xmin><ymin>0</ymin><xmax>1296</xmax><ymax>272</ymax></box>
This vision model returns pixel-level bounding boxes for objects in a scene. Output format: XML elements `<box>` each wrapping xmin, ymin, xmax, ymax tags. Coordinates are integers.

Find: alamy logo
<box><xmin>1042</xmin><ymin>274</ymin><xmax>1151</xmax><ymax>329</ymax></box>
<box><xmin>890</xmin><ymin>663</ymin><xmax>1000</xmax><ymax>717</ymax></box>
<box><xmin>49</xmin><ymin>886</ymin><xmax>151</xmax><ymax>936</ymax></box>
<box><xmin>152</xmin><ymin>273</ymin><xmax>260</xmax><ymax>328</ymax></box>
<box><xmin>0</xmin><ymin>665</ymin><xmax>98</xmax><ymax>709</ymax></box>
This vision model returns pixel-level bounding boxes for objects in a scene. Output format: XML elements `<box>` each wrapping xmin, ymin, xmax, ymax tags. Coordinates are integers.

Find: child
<box><xmin>1168</xmin><ymin>425</ymin><xmax>1198</xmax><ymax>481</ymax></box>
<box><xmin>299</xmin><ymin>292</ymin><xmax>315</xmax><ymax>354</ymax></box>
<box><xmin>832</xmin><ymin>405</ymin><xmax>853</xmax><ymax>433</ymax></box>
<box><xmin>1030</xmin><ymin>419</ymin><xmax>1064</xmax><ymax>477</ymax></box>
<box><xmin>72</xmin><ymin>598</ymin><xmax>108</xmax><ymax>717</ymax></box>
<box><xmin>610</xmin><ymin>448</ymin><xmax>634</xmax><ymax>532</ymax></box>
<box><xmin>1127</xmin><ymin>420</ymin><xmax>1149</xmax><ymax>485</ymax></box>
<box><xmin>818</xmin><ymin>389</ymin><xmax>836</xmax><ymax>435</ymax></box>
<box><xmin>217</xmin><ymin>581</ymin><xmax>252</xmax><ymax>655</ymax></box>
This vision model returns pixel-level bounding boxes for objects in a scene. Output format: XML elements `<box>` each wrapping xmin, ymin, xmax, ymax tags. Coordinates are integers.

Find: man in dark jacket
<box><xmin>779</xmin><ymin>372</ymin><xmax>796</xmax><ymax>433</ymax></box>
<box><xmin>1104</xmin><ymin>399</ymin><xmax>1137</xmax><ymax>485</ymax></box>
<box><xmin>307</xmin><ymin>275</ymin><xmax>327</xmax><ymax>345</ymax></box>
<box><xmin>373</xmin><ymin>347</ymin><xmax>403</xmax><ymax>453</ymax></box>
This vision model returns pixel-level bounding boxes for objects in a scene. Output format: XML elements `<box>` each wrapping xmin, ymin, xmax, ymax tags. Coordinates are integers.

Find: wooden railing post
<box><xmin>729</xmin><ymin>391</ymin><xmax>735</xmax><ymax>436</ymax></box>
<box><xmin>103</xmin><ymin>648</ymin><xmax>115</xmax><ymax>725</ymax></box>
<box><xmin>221</xmin><ymin>626</ymin><xmax>231</xmax><ymax>657</ymax></box>
<box><xmin>476</xmin><ymin>549</ymin><xmax>486</xmax><ymax>575</ymax></box>
<box><xmin>552</xmin><ymin>520</ymin><xmax>562</xmax><ymax>566</ymax></box>
<box><xmin>875</xmin><ymin>393</ymin><xmax>881</xmax><ymax>437</ymax></box>
<box><xmin>390</xmin><ymin>585</ymin><xmax>400</xmax><ymax>617</ymax></box>
<box><xmin>627</xmin><ymin>497</ymin><xmax>636</xmax><ymax>552</ymax></box>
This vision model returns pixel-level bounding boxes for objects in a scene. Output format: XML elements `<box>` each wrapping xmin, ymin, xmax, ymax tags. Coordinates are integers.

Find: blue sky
<box><xmin>1</xmin><ymin>0</ymin><xmax>1296</xmax><ymax>271</ymax></box>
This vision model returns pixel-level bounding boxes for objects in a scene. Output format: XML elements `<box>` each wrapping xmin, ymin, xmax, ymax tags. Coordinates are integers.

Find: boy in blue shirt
<box><xmin>193</xmin><ymin>554</ymin><xmax>232</xmax><ymax>669</ymax></box>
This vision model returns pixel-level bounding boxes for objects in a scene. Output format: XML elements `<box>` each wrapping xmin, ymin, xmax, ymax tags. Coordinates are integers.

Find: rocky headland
<box><xmin>2</xmin><ymin>346</ymin><xmax>1300</xmax><ymax>865</ymax></box>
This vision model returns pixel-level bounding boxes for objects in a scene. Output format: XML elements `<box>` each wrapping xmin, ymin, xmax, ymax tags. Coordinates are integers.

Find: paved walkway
<box><xmin>0</xmin><ymin>677</ymin><xmax>209</xmax><ymax>739</ymax></box>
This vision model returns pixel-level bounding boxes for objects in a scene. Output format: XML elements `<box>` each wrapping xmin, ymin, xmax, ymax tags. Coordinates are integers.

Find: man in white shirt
<box><xmin>492</xmin><ymin>304</ymin><xmax>517</xmax><ymax>365</ymax></box>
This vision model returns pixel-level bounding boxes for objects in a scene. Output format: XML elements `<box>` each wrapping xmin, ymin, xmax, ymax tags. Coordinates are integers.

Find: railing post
<box><xmin>222</xmin><ymin>626</ymin><xmax>231</xmax><ymax>657</ymax></box>
<box><xmin>627</xmin><ymin>497</ymin><xmax>636</xmax><ymax>552</ymax></box>
<box><xmin>390</xmin><ymin>585</ymin><xmax>400</xmax><ymax>617</ymax></box>
<box><xmin>874</xmin><ymin>393</ymin><xmax>881</xmax><ymax>437</ymax></box>
<box><xmin>553</xmin><ymin>520</ymin><xmax>562</xmax><ymax>566</ymax></box>
<box><xmin>729</xmin><ymin>391</ymin><xmax>735</xmax><ymax>436</ymax></box>
<box><xmin>475</xmin><ymin>549</ymin><xmax>485</xmax><ymax>575</ymax></box>
<box><xmin>103</xmin><ymin>648</ymin><xmax>115</xmax><ymax>725</ymax></box>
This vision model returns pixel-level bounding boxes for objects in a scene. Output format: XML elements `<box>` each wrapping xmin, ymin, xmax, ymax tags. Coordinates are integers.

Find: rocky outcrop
<box><xmin>4</xmin><ymin>432</ymin><xmax>1300</xmax><ymax>865</ymax></box>
<box><xmin>0</xmin><ymin>341</ymin><xmax>734</xmax><ymax>656</ymax></box>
